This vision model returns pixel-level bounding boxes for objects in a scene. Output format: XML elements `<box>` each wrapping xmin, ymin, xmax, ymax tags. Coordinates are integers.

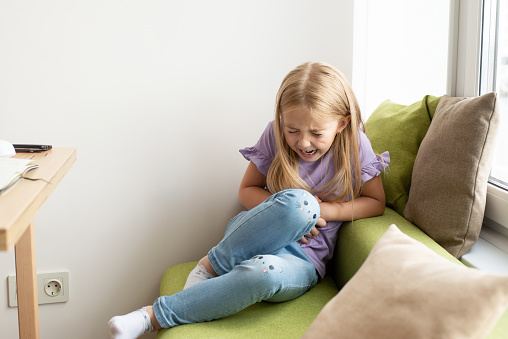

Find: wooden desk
<box><xmin>0</xmin><ymin>147</ymin><xmax>76</xmax><ymax>339</ymax></box>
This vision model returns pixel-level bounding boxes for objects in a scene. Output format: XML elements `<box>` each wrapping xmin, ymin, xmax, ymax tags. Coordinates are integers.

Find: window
<box><xmin>480</xmin><ymin>0</ymin><xmax>508</xmax><ymax>190</ymax></box>
<box><xmin>352</xmin><ymin>0</ymin><xmax>508</xmax><ymax>239</ymax></box>
<box><xmin>458</xmin><ymin>0</ymin><xmax>508</xmax><ymax>271</ymax></box>
<box><xmin>478</xmin><ymin>0</ymin><xmax>508</xmax><ymax>238</ymax></box>
<box><xmin>454</xmin><ymin>0</ymin><xmax>508</xmax><ymax>238</ymax></box>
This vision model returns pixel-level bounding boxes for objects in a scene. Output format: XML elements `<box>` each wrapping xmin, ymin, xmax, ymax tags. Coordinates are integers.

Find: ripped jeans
<box><xmin>153</xmin><ymin>189</ymin><xmax>320</xmax><ymax>328</ymax></box>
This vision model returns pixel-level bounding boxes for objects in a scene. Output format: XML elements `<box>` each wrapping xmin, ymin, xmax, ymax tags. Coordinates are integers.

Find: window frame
<box><xmin>452</xmin><ymin>0</ymin><xmax>508</xmax><ymax>234</ymax></box>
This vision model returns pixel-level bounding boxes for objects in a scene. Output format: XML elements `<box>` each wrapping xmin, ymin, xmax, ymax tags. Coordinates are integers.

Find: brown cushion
<box><xmin>403</xmin><ymin>93</ymin><xmax>500</xmax><ymax>257</ymax></box>
<box><xmin>302</xmin><ymin>225</ymin><xmax>508</xmax><ymax>339</ymax></box>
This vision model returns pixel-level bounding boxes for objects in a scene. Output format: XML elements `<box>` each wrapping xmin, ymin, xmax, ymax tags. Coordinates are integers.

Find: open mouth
<box><xmin>300</xmin><ymin>149</ymin><xmax>318</xmax><ymax>157</ymax></box>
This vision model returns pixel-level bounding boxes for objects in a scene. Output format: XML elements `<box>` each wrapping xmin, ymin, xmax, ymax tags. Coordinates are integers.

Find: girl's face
<box><xmin>282</xmin><ymin>108</ymin><xmax>350</xmax><ymax>162</ymax></box>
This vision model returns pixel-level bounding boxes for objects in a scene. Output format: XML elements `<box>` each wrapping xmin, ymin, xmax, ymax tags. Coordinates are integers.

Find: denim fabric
<box><xmin>153</xmin><ymin>189</ymin><xmax>320</xmax><ymax>328</ymax></box>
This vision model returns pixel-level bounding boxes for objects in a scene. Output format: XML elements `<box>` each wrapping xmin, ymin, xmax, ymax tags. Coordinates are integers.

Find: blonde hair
<box><xmin>267</xmin><ymin>62</ymin><xmax>364</xmax><ymax>202</ymax></box>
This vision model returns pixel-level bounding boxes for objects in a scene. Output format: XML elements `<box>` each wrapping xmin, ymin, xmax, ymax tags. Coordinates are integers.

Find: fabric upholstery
<box><xmin>158</xmin><ymin>209</ymin><xmax>508</xmax><ymax>338</ymax></box>
<box><xmin>331</xmin><ymin>207</ymin><xmax>460</xmax><ymax>289</ymax></box>
<box><xmin>156</xmin><ymin>262</ymin><xmax>338</xmax><ymax>339</ymax></box>
<box><xmin>304</xmin><ymin>225</ymin><xmax>508</xmax><ymax>339</ymax></box>
<box><xmin>404</xmin><ymin>93</ymin><xmax>500</xmax><ymax>257</ymax></box>
<box><xmin>365</xmin><ymin>95</ymin><xmax>441</xmax><ymax>215</ymax></box>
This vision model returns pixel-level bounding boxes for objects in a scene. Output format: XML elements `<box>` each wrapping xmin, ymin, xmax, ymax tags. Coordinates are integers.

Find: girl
<box><xmin>109</xmin><ymin>62</ymin><xmax>389</xmax><ymax>338</ymax></box>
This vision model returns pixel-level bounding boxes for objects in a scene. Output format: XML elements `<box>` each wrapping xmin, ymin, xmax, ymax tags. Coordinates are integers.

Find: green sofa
<box><xmin>156</xmin><ymin>94</ymin><xmax>508</xmax><ymax>338</ymax></box>
<box><xmin>156</xmin><ymin>209</ymin><xmax>508</xmax><ymax>338</ymax></box>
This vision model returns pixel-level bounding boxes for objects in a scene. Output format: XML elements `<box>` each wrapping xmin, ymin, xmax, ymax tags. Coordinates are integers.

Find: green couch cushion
<box><xmin>331</xmin><ymin>207</ymin><xmax>461</xmax><ymax>289</ymax></box>
<box><xmin>365</xmin><ymin>95</ymin><xmax>441</xmax><ymax>215</ymax></box>
<box><xmin>159</xmin><ymin>211</ymin><xmax>508</xmax><ymax>338</ymax></box>
<box><xmin>156</xmin><ymin>261</ymin><xmax>338</xmax><ymax>339</ymax></box>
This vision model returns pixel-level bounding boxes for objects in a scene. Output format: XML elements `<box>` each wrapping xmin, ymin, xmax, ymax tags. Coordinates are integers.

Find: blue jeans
<box><xmin>153</xmin><ymin>189</ymin><xmax>320</xmax><ymax>328</ymax></box>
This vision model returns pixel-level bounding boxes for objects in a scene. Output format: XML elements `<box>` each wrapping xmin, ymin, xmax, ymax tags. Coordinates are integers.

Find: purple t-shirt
<box><xmin>239</xmin><ymin>121</ymin><xmax>390</xmax><ymax>278</ymax></box>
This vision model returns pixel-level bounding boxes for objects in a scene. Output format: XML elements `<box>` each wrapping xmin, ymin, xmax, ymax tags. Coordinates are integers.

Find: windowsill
<box><xmin>461</xmin><ymin>225</ymin><xmax>508</xmax><ymax>275</ymax></box>
<box><xmin>485</xmin><ymin>183</ymin><xmax>508</xmax><ymax>234</ymax></box>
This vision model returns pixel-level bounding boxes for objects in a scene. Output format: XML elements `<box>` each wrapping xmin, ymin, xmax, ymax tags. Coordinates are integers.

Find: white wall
<box><xmin>0</xmin><ymin>1</ymin><xmax>354</xmax><ymax>338</ymax></box>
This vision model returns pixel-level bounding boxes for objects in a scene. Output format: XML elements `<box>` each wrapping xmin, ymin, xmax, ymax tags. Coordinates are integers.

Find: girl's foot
<box><xmin>109</xmin><ymin>306</ymin><xmax>153</xmax><ymax>339</ymax></box>
<box><xmin>183</xmin><ymin>263</ymin><xmax>216</xmax><ymax>289</ymax></box>
<box><xmin>198</xmin><ymin>255</ymin><xmax>218</xmax><ymax>277</ymax></box>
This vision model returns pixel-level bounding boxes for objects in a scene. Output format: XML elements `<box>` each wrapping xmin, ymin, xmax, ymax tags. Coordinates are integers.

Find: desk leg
<box><xmin>15</xmin><ymin>222</ymin><xmax>40</xmax><ymax>339</ymax></box>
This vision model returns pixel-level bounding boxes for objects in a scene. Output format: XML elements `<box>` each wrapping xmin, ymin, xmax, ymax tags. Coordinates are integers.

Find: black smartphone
<box><xmin>13</xmin><ymin>144</ymin><xmax>53</xmax><ymax>153</ymax></box>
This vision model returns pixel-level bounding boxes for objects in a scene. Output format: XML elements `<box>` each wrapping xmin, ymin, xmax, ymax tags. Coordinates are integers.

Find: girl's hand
<box><xmin>299</xmin><ymin>196</ymin><xmax>326</xmax><ymax>244</ymax></box>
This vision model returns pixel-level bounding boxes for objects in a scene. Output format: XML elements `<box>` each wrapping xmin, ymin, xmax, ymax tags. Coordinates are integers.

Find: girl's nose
<box><xmin>297</xmin><ymin>135</ymin><xmax>311</xmax><ymax>148</ymax></box>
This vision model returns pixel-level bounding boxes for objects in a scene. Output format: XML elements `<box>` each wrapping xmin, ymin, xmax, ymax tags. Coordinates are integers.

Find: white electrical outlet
<box><xmin>7</xmin><ymin>271</ymin><xmax>69</xmax><ymax>307</ymax></box>
<box><xmin>44</xmin><ymin>279</ymin><xmax>62</xmax><ymax>297</ymax></box>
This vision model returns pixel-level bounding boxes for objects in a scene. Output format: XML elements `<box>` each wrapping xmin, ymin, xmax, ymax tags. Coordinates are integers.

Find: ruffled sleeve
<box><xmin>358</xmin><ymin>130</ymin><xmax>390</xmax><ymax>184</ymax></box>
<box><xmin>361</xmin><ymin>151</ymin><xmax>390</xmax><ymax>184</ymax></box>
<box><xmin>239</xmin><ymin>121</ymin><xmax>277</xmax><ymax>176</ymax></box>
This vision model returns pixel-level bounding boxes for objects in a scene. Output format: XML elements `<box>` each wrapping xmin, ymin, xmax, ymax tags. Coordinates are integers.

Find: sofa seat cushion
<box><xmin>156</xmin><ymin>261</ymin><xmax>338</xmax><ymax>339</ymax></box>
<box><xmin>331</xmin><ymin>207</ymin><xmax>461</xmax><ymax>289</ymax></box>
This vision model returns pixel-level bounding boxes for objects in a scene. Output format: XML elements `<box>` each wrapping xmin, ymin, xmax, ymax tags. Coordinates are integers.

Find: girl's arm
<box><xmin>319</xmin><ymin>175</ymin><xmax>386</xmax><ymax>222</ymax></box>
<box><xmin>238</xmin><ymin>162</ymin><xmax>271</xmax><ymax>210</ymax></box>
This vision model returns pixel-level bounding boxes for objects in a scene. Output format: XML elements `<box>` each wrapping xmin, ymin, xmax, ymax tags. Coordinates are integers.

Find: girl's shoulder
<box><xmin>238</xmin><ymin>121</ymin><xmax>277</xmax><ymax>176</ymax></box>
<box><xmin>254</xmin><ymin>120</ymin><xmax>277</xmax><ymax>157</ymax></box>
<box><xmin>357</xmin><ymin>128</ymin><xmax>375</xmax><ymax>158</ymax></box>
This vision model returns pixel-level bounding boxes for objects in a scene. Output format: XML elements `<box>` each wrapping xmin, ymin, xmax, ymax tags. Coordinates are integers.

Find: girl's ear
<box><xmin>337</xmin><ymin>115</ymin><xmax>351</xmax><ymax>134</ymax></box>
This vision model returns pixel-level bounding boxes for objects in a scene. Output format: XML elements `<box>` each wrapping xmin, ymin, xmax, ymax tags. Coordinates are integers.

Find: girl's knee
<box><xmin>276</xmin><ymin>189</ymin><xmax>320</xmax><ymax>226</ymax></box>
<box><xmin>250</xmin><ymin>255</ymin><xmax>286</xmax><ymax>274</ymax></box>
<box><xmin>238</xmin><ymin>255</ymin><xmax>316</xmax><ymax>303</ymax></box>
<box><xmin>237</xmin><ymin>255</ymin><xmax>286</xmax><ymax>287</ymax></box>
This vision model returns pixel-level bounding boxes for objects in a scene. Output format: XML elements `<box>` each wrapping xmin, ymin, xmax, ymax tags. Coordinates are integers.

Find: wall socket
<box><xmin>7</xmin><ymin>271</ymin><xmax>69</xmax><ymax>307</ymax></box>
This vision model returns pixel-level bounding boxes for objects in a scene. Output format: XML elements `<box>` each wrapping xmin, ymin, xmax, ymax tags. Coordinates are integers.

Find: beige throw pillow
<box><xmin>302</xmin><ymin>225</ymin><xmax>508</xmax><ymax>339</ymax></box>
<box><xmin>403</xmin><ymin>93</ymin><xmax>499</xmax><ymax>258</ymax></box>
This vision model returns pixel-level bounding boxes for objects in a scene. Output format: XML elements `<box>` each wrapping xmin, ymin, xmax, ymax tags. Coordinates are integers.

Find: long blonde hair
<box><xmin>267</xmin><ymin>62</ymin><xmax>364</xmax><ymax>202</ymax></box>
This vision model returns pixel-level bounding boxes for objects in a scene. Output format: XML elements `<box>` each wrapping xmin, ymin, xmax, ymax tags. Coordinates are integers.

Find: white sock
<box><xmin>109</xmin><ymin>307</ymin><xmax>153</xmax><ymax>339</ymax></box>
<box><xmin>183</xmin><ymin>264</ymin><xmax>215</xmax><ymax>289</ymax></box>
